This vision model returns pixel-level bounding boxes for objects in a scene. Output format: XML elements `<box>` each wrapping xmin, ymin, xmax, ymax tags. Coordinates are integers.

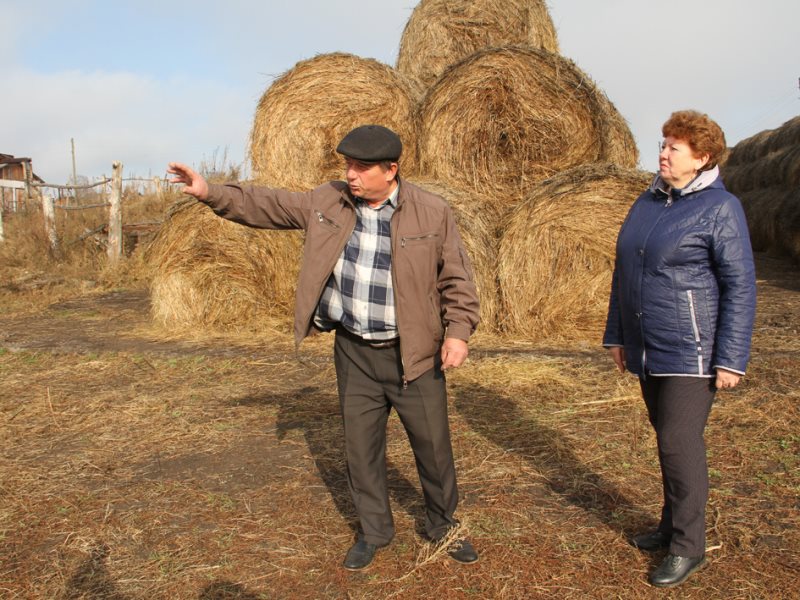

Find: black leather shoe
<box><xmin>343</xmin><ymin>540</ymin><xmax>379</xmax><ymax>570</ymax></box>
<box><xmin>631</xmin><ymin>530</ymin><xmax>671</xmax><ymax>552</ymax></box>
<box><xmin>448</xmin><ymin>538</ymin><xmax>479</xmax><ymax>564</ymax></box>
<box><xmin>649</xmin><ymin>554</ymin><xmax>706</xmax><ymax>587</ymax></box>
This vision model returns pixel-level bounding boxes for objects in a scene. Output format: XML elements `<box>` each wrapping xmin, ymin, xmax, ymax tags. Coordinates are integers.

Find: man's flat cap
<box><xmin>336</xmin><ymin>125</ymin><xmax>402</xmax><ymax>162</ymax></box>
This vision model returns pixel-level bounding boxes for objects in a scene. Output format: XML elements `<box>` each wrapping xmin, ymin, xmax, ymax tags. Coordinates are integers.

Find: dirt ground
<box><xmin>1</xmin><ymin>253</ymin><xmax>798</xmax><ymax>599</ymax></box>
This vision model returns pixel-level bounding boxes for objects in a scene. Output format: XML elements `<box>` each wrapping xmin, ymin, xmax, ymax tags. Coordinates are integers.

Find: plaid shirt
<box><xmin>313</xmin><ymin>184</ymin><xmax>399</xmax><ymax>341</ymax></box>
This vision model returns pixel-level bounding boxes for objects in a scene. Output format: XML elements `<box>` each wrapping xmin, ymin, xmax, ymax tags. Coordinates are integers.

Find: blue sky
<box><xmin>3</xmin><ymin>0</ymin><xmax>798</xmax><ymax>183</ymax></box>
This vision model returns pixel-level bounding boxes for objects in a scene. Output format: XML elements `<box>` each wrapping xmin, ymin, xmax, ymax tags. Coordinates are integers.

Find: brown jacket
<box><xmin>202</xmin><ymin>178</ymin><xmax>480</xmax><ymax>381</ymax></box>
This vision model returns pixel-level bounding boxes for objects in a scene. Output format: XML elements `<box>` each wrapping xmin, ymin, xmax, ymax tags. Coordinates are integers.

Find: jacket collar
<box><xmin>650</xmin><ymin>165</ymin><xmax>721</xmax><ymax>199</ymax></box>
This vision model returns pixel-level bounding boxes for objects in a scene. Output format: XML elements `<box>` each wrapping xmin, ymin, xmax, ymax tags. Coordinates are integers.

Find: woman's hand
<box><xmin>609</xmin><ymin>347</ymin><xmax>626</xmax><ymax>373</ymax></box>
<box><xmin>716</xmin><ymin>368</ymin><xmax>742</xmax><ymax>390</ymax></box>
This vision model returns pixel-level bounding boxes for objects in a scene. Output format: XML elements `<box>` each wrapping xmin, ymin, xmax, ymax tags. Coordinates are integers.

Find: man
<box><xmin>168</xmin><ymin>125</ymin><xmax>480</xmax><ymax>570</ymax></box>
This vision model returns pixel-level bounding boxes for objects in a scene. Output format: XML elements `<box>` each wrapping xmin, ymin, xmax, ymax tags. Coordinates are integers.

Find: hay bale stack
<box><xmin>417</xmin><ymin>47</ymin><xmax>639</xmax><ymax>207</ymax></box>
<box><xmin>723</xmin><ymin>115</ymin><xmax>800</xmax><ymax>262</ymax></box>
<box><xmin>407</xmin><ymin>179</ymin><xmax>500</xmax><ymax>331</ymax></box>
<box><xmin>397</xmin><ymin>0</ymin><xmax>559</xmax><ymax>90</ymax></box>
<box><xmin>147</xmin><ymin>200</ymin><xmax>302</xmax><ymax>329</ymax></box>
<box><xmin>497</xmin><ymin>164</ymin><xmax>651</xmax><ymax>339</ymax></box>
<box><xmin>249</xmin><ymin>53</ymin><xmax>422</xmax><ymax>190</ymax></box>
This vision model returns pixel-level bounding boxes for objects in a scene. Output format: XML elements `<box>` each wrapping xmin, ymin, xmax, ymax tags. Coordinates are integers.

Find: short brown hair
<box><xmin>662</xmin><ymin>110</ymin><xmax>727</xmax><ymax>171</ymax></box>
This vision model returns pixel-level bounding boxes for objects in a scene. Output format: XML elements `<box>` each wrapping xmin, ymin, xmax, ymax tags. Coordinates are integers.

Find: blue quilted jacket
<box><xmin>603</xmin><ymin>166</ymin><xmax>756</xmax><ymax>377</ymax></box>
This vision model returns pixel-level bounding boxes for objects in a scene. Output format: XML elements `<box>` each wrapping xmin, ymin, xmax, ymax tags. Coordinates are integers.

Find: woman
<box><xmin>603</xmin><ymin>110</ymin><xmax>756</xmax><ymax>588</ymax></box>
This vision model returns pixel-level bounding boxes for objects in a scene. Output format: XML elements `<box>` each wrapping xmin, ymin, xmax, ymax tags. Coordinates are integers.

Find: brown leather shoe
<box><xmin>649</xmin><ymin>554</ymin><xmax>706</xmax><ymax>587</ymax></box>
<box><xmin>631</xmin><ymin>530</ymin><xmax>671</xmax><ymax>552</ymax></box>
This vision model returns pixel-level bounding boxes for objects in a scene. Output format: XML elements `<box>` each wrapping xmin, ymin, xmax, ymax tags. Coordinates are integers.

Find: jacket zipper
<box><xmin>315</xmin><ymin>209</ymin><xmax>341</xmax><ymax>229</ymax></box>
<box><xmin>686</xmin><ymin>290</ymin><xmax>704</xmax><ymax>375</ymax></box>
<box><xmin>401</xmin><ymin>233</ymin><xmax>437</xmax><ymax>247</ymax></box>
<box><xmin>391</xmin><ymin>206</ymin><xmax>409</xmax><ymax>389</ymax></box>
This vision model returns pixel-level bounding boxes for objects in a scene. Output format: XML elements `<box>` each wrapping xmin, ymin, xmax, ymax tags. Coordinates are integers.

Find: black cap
<box><xmin>336</xmin><ymin>125</ymin><xmax>402</xmax><ymax>162</ymax></box>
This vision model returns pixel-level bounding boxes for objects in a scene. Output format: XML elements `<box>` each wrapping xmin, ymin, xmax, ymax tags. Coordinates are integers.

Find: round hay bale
<box><xmin>417</xmin><ymin>46</ymin><xmax>639</xmax><ymax>206</ymax></box>
<box><xmin>249</xmin><ymin>53</ymin><xmax>422</xmax><ymax>190</ymax></box>
<box><xmin>776</xmin><ymin>189</ymin><xmax>800</xmax><ymax>263</ymax></box>
<box><xmin>407</xmin><ymin>178</ymin><xmax>501</xmax><ymax>331</ymax></box>
<box><xmin>766</xmin><ymin>115</ymin><xmax>800</xmax><ymax>152</ymax></box>
<box><xmin>147</xmin><ymin>199</ymin><xmax>303</xmax><ymax>329</ymax></box>
<box><xmin>497</xmin><ymin>163</ymin><xmax>651</xmax><ymax>340</ymax></box>
<box><xmin>725</xmin><ymin>144</ymin><xmax>800</xmax><ymax>195</ymax></box>
<box><xmin>737</xmin><ymin>188</ymin><xmax>784</xmax><ymax>254</ymax></box>
<box><xmin>726</xmin><ymin>129</ymin><xmax>773</xmax><ymax>168</ymax></box>
<box><xmin>396</xmin><ymin>0</ymin><xmax>559</xmax><ymax>90</ymax></box>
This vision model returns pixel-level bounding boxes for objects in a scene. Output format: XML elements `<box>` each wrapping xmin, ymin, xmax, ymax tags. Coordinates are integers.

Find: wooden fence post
<box><xmin>42</xmin><ymin>194</ymin><xmax>59</xmax><ymax>256</ymax></box>
<box><xmin>107</xmin><ymin>161</ymin><xmax>123</xmax><ymax>262</ymax></box>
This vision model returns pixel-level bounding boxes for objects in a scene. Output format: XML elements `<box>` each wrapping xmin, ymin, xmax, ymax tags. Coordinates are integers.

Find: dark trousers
<box><xmin>640</xmin><ymin>376</ymin><xmax>716</xmax><ymax>558</ymax></box>
<box><xmin>333</xmin><ymin>331</ymin><xmax>458</xmax><ymax>546</ymax></box>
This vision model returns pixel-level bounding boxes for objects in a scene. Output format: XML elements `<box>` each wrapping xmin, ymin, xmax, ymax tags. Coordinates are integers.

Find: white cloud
<box><xmin>4</xmin><ymin>67</ymin><xmax>252</xmax><ymax>183</ymax></box>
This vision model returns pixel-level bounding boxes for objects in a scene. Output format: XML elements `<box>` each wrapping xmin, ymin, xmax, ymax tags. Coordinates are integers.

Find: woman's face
<box><xmin>658</xmin><ymin>136</ymin><xmax>709</xmax><ymax>189</ymax></box>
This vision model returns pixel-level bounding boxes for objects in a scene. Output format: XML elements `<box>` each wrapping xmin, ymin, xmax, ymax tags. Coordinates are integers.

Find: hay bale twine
<box><xmin>497</xmin><ymin>163</ymin><xmax>651</xmax><ymax>340</ymax></box>
<box><xmin>407</xmin><ymin>178</ymin><xmax>501</xmax><ymax>331</ymax></box>
<box><xmin>397</xmin><ymin>0</ymin><xmax>559</xmax><ymax>90</ymax></box>
<box><xmin>147</xmin><ymin>199</ymin><xmax>302</xmax><ymax>329</ymax></box>
<box><xmin>418</xmin><ymin>47</ymin><xmax>639</xmax><ymax>206</ymax></box>
<box><xmin>249</xmin><ymin>53</ymin><xmax>422</xmax><ymax>190</ymax></box>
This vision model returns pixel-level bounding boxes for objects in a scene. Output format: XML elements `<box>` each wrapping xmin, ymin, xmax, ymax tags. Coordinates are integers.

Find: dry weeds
<box><xmin>0</xmin><ymin>251</ymin><xmax>797</xmax><ymax>599</ymax></box>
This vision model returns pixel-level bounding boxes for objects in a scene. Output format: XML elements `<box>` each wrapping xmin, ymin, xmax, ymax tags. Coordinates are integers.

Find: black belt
<box><xmin>336</xmin><ymin>326</ymin><xmax>399</xmax><ymax>349</ymax></box>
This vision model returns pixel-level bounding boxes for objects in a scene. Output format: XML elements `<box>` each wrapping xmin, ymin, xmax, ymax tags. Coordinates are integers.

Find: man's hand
<box><xmin>609</xmin><ymin>347</ymin><xmax>626</xmax><ymax>373</ymax></box>
<box><xmin>441</xmin><ymin>338</ymin><xmax>468</xmax><ymax>370</ymax></box>
<box><xmin>167</xmin><ymin>162</ymin><xmax>209</xmax><ymax>201</ymax></box>
<box><xmin>716</xmin><ymin>368</ymin><xmax>742</xmax><ymax>390</ymax></box>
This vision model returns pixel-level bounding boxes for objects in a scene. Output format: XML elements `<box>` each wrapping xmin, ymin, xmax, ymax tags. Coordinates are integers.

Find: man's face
<box><xmin>344</xmin><ymin>158</ymin><xmax>397</xmax><ymax>202</ymax></box>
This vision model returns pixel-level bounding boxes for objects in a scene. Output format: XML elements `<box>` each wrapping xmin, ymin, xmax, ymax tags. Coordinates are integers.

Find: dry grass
<box><xmin>0</xmin><ymin>186</ymin><xmax>178</xmax><ymax>316</ymax></box>
<box><xmin>396</xmin><ymin>0</ymin><xmax>559</xmax><ymax>90</ymax></box>
<box><xmin>496</xmin><ymin>163</ymin><xmax>651</xmax><ymax>339</ymax></box>
<box><xmin>249</xmin><ymin>52</ymin><xmax>422</xmax><ymax>191</ymax></box>
<box><xmin>417</xmin><ymin>46</ymin><xmax>639</xmax><ymax>203</ymax></box>
<box><xmin>0</xmin><ymin>250</ymin><xmax>798</xmax><ymax>598</ymax></box>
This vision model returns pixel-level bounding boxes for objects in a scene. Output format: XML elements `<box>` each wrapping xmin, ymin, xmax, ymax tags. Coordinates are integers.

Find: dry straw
<box><xmin>249</xmin><ymin>52</ymin><xmax>422</xmax><ymax>190</ymax></box>
<box><xmin>497</xmin><ymin>163</ymin><xmax>651</xmax><ymax>340</ymax></box>
<box><xmin>396</xmin><ymin>0</ymin><xmax>559</xmax><ymax>90</ymax></box>
<box><xmin>417</xmin><ymin>46</ymin><xmax>639</xmax><ymax>205</ymax></box>
<box><xmin>407</xmin><ymin>178</ymin><xmax>501</xmax><ymax>331</ymax></box>
<box><xmin>146</xmin><ymin>199</ymin><xmax>302</xmax><ymax>329</ymax></box>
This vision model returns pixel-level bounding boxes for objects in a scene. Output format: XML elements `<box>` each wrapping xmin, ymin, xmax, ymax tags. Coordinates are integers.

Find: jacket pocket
<box><xmin>686</xmin><ymin>290</ymin><xmax>704</xmax><ymax>374</ymax></box>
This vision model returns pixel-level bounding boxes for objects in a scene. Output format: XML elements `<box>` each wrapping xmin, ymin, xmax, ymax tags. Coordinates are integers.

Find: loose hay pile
<box><xmin>407</xmin><ymin>179</ymin><xmax>500</xmax><ymax>331</ymax></box>
<box><xmin>397</xmin><ymin>0</ymin><xmax>559</xmax><ymax>90</ymax></box>
<box><xmin>723</xmin><ymin>115</ymin><xmax>800</xmax><ymax>262</ymax></box>
<box><xmin>147</xmin><ymin>199</ymin><xmax>302</xmax><ymax>329</ymax></box>
<box><xmin>249</xmin><ymin>52</ymin><xmax>422</xmax><ymax>190</ymax></box>
<box><xmin>497</xmin><ymin>164</ymin><xmax>651</xmax><ymax>339</ymax></box>
<box><xmin>417</xmin><ymin>46</ymin><xmax>639</xmax><ymax>205</ymax></box>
